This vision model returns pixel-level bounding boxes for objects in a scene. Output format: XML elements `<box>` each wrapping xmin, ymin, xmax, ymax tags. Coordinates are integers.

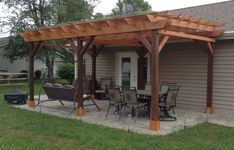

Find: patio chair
<box><xmin>160</xmin><ymin>82</ymin><xmax>177</xmax><ymax>97</ymax></box>
<box><xmin>106</xmin><ymin>86</ymin><xmax>124</xmax><ymax>119</ymax></box>
<box><xmin>95</xmin><ymin>78</ymin><xmax>112</xmax><ymax>99</ymax></box>
<box><xmin>145</xmin><ymin>83</ymin><xmax>151</xmax><ymax>91</ymax></box>
<box><xmin>159</xmin><ymin>85</ymin><xmax>180</xmax><ymax>121</ymax></box>
<box><xmin>122</xmin><ymin>87</ymin><xmax>147</xmax><ymax>122</ymax></box>
<box><xmin>83</xmin><ymin>80</ymin><xmax>101</xmax><ymax>111</ymax></box>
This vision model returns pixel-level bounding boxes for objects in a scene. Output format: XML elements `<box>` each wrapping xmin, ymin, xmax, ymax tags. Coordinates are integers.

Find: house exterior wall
<box><xmin>84</xmin><ymin>40</ymin><xmax>234</xmax><ymax>112</ymax></box>
<box><xmin>84</xmin><ymin>48</ymin><xmax>117</xmax><ymax>81</ymax></box>
<box><xmin>0</xmin><ymin>54</ymin><xmax>45</xmax><ymax>73</ymax></box>
<box><xmin>84</xmin><ymin>47</ymin><xmax>137</xmax><ymax>83</ymax></box>
<box><xmin>213</xmin><ymin>40</ymin><xmax>234</xmax><ymax>111</ymax></box>
<box><xmin>159</xmin><ymin>42</ymin><xmax>208</xmax><ymax>111</ymax></box>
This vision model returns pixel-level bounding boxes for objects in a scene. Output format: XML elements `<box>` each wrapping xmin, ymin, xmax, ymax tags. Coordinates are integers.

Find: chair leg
<box><xmin>58</xmin><ymin>100</ymin><xmax>64</xmax><ymax>106</ymax></box>
<box><xmin>120</xmin><ymin>104</ymin><xmax>126</xmax><ymax>120</ymax></box>
<box><xmin>90</xmin><ymin>96</ymin><xmax>101</xmax><ymax>111</ymax></box>
<box><xmin>106</xmin><ymin>104</ymin><xmax>111</xmax><ymax>118</ymax></box>
<box><xmin>172</xmin><ymin>107</ymin><xmax>175</xmax><ymax>114</ymax></box>
<box><xmin>135</xmin><ymin>107</ymin><xmax>139</xmax><ymax>123</ymax></box>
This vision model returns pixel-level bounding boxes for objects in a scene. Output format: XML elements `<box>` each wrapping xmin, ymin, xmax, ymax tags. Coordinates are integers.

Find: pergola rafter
<box><xmin>20</xmin><ymin>11</ymin><xmax>224</xmax><ymax>44</ymax></box>
<box><xmin>20</xmin><ymin>11</ymin><xmax>225</xmax><ymax>132</ymax></box>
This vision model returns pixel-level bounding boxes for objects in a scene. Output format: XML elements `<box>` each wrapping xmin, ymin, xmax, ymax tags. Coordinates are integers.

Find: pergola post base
<box><xmin>76</xmin><ymin>107</ymin><xmax>86</xmax><ymax>117</ymax></box>
<box><xmin>27</xmin><ymin>100</ymin><xmax>35</xmax><ymax>108</ymax></box>
<box><xmin>149</xmin><ymin>120</ymin><xmax>160</xmax><ymax>131</ymax></box>
<box><xmin>205</xmin><ymin>107</ymin><xmax>214</xmax><ymax>114</ymax></box>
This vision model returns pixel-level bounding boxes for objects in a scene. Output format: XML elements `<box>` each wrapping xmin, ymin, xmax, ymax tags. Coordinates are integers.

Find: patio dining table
<box><xmin>136</xmin><ymin>90</ymin><xmax>164</xmax><ymax>117</ymax></box>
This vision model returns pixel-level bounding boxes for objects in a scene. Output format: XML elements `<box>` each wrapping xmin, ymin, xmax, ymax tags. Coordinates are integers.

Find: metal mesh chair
<box><xmin>106</xmin><ymin>86</ymin><xmax>124</xmax><ymax>118</ymax></box>
<box><xmin>159</xmin><ymin>85</ymin><xmax>180</xmax><ymax>121</ymax></box>
<box><xmin>122</xmin><ymin>87</ymin><xmax>146</xmax><ymax>121</ymax></box>
<box><xmin>95</xmin><ymin>78</ymin><xmax>112</xmax><ymax>99</ymax></box>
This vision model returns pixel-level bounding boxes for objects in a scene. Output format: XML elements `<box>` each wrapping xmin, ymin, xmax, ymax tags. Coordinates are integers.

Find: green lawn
<box><xmin>0</xmin><ymin>84</ymin><xmax>234</xmax><ymax>149</ymax></box>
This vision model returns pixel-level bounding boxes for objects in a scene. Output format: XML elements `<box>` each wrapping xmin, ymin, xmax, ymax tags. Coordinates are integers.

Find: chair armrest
<box><xmin>159</xmin><ymin>94</ymin><xmax>166</xmax><ymax>102</ymax></box>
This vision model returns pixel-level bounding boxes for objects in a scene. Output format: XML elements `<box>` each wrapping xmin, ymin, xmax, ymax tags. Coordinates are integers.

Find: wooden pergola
<box><xmin>20</xmin><ymin>11</ymin><xmax>224</xmax><ymax>131</ymax></box>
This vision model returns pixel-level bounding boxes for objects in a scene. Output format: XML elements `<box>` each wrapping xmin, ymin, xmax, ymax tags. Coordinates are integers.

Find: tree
<box><xmin>52</xmin><ymin>0</ymin><xmax>98</xmax><ymax>23</ymax></box>
<box><xmin>111</xmin><ymin>0</ymin><xmax>151</xmax><ymax>16</ymax></box>
<box><xmin>0</xmin><ymin>0</ymin><xmax>98</xmax><ymax>80</ymax></box>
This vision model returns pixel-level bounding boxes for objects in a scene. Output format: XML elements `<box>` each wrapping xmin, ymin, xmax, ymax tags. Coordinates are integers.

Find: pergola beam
<box><xmin>135</xmin><ymin>32</ymin><xmax>152</xmax><ymax>53</ymax></box>
<box><xmin>159</xmin><ymin>35</ymin><xmax>170</xmax><ymax>53</ymax></box>
<box><xmin>80</xmin><ymin>36</ymin><xmax>95</xmax><ymax>55</ymax></box>
<box><xmin>158</xmin><ymin>30</ymin><xmax>215</xmax><ymax>42</ymax></box>
<box><xmin>21</xmin><ymin>18</ymin><xmax>168</xmax><ymax>42</ymax></box>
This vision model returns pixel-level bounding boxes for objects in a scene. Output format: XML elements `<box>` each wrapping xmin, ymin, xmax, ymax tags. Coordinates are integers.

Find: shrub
<box><xmin>57</xmin><ymin>63</ymin><xmax>74</xmax><ymax>84</ymax></box>
<box><xmin>35</xmin><ymin>70</ymin><xmax>42</xmax><ymax>79</ymax></box>
<box><xmin>55</xmin><ymin>79</ymin><xmax>70</xmax><ymax>85</ymax></box>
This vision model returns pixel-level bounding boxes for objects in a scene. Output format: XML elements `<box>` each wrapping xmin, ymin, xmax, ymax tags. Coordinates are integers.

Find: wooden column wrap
<box><xmin>149</xmin><ymin>120</ymin><xmax>160</xmax><ymax>131</ymax></box>
<box><xmin>205</xmin><ymin>107</ymin><xmax>214</xmax><ymax>114</ymax></box>
<box><xmin>27</xmin><ymin>100</ymin><xmax>35</xmax><ymax>108</ymax></box>
<box><xmin>76</xmin><ymin>107</ymin><xmax>86</xmax><ymax>116</ymax></box>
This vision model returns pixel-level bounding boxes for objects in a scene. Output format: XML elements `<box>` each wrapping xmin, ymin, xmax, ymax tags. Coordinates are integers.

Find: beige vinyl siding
<box><xmin>213</xmin><ymin>40</ymin><xmax>234</xmax><ymax>111</ymax></box>
<box><xmin>84</xmin><ymin>48</ymin><xmax>116</xmax><ymax>81</ymax></box>
<box><xmin>84</xmin><ymin>40</ymin><xmax>234</xmax><ymax>112</ymax></box>
<box><xmin>159</xmin><ymin>43</ymin><xmax>207</xmax><ymax>110</ymax></box>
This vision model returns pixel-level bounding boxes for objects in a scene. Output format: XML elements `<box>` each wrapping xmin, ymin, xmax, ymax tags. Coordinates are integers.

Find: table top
<box><xmin>137</xmin><ymin>90</ymin><xmax>163</xmax><ymax>96</ymax></box>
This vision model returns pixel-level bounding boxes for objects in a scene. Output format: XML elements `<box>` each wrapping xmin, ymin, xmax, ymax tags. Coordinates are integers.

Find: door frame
<box><xmin>116</xmin><ymin>51</ymin><xmax>138</xmax><ymax>87</ymax></box>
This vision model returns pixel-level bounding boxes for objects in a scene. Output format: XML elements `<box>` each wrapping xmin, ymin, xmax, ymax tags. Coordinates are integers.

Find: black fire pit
<box><xmin>4</xmin><ymin>87</ymin><xmax>28</xmax><ymax>104</ymax></box>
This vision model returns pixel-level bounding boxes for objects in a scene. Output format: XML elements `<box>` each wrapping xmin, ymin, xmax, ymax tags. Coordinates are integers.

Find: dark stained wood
<box><xmin>88</xmin><ymin>45</ymin><xmax>104</xmax><ymax>94</ymax></box>
<box><xmin>207</xmin><ymin>42</ymin><xmax>214</xmax><ymax>108</ymax></box>
<box><xmin>91</xmin><ymin>55</ymin><xmax>96</xmax><ymax>94</ymax></box>
<box><xmin>196</xmin><ymin>41</ymin><xmax>214</xmax><ymax>109</ymax></box>
<box><xmin>137</xmin><ymin>47</ymin><xmax>148</xmax><ymax>90</ymax></box>
<box><xmin>150</xmin><ymin>30</ymin><xmax>160</xmax><ymax>121</ymax></box>
<box><xmin>138</xmin><ymin>56</ymin><xmax>147</xmax><ymax>90</ymax></box>
<box><xmin>77</xmin><ymin>38</ymin><xmax>84</xmax><ymax>109</ymax></box>
<box><xmin>80</xmin><ymin>36</ymin><xmax>95</xmax><ymax>55</ymax></box>
<box><xmin>29</xmin><ymin>43</ymin><xmax>35</xmax><ymax>101</ymax></box>
<box><xmin>135</xmin><ymin>32</ymin><xmax>152</xmax><ymax>53</ymax></box>
<box><xmin>74</xmin><ymin>37</ymin><xmax>95</xmax><ymax>110</ymax></box>
<box><xmin>29</xmin><ymin>42</ymin><xmax>43</xmax><ymax>101</ymax></box>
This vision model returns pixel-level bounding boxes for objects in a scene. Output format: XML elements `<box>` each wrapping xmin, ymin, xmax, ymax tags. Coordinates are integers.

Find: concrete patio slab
<box><xmin>13</xmin><ymin>95</ymin><xmax>231</xmax><ymax>135</ymax></box>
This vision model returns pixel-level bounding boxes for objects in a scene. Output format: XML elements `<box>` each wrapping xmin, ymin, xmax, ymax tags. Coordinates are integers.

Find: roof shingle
<box><xmin>170</xmin><ymin>0</ymin><xmax>234</xmax><ymax>31</ymax></box>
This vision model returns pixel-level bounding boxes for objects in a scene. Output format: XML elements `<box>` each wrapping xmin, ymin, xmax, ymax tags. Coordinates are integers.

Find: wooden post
<box><xmin>206</xmin><ymin>43</ymin><xmax>214</xmax><ymax>114</ymax></box>
<box><xmin>92</xmin><ymin>55</ymin><xmax>96</xmax><ymax>95</ymax></box>
<box><xmin>149</xmin><ymin>30</ymin><xmax>160</xmax><ymax>131</ymax></box>
<box><xmin>138</xmin><ymin>56</ymin><xmax>145</xmax><ymax>90</ymax></box>
<box><xmin>88</xmin><ymin>45</ymin><xmax>104</xmax><ymax>95</ymax></box>
<box><xmin>136</xmin><ymin>47</ymin><xmax>147</xmax><ymax>90</ymax></box>
<box><xmin>72</xmin><ymin>36</ymin><xmax>95</xmax><ymax>116</ymax></box>
<box><xmin>76</xmin><ymin>38</ymin><xmax>85</xmax><ymax>116</ymax></box>
<box><xmin>28</xmin><ymin>43</ymin><xmax>35</xmax><ymax>108</ymax></box>
<box><xmin>28</xmin><ymin>42</ymin><xmax>43</xmax><ymax>108</ymax></box>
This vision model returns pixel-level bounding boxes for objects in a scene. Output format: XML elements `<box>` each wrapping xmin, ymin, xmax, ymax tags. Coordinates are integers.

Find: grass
<box><xmin>0</xmin><ymin>84</ymin><xmax>234</xmax><ymax>149</ymax></box>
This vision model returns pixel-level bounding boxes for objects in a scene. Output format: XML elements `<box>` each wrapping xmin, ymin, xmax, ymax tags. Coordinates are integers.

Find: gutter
<box><xmin>218</xmin><ymin>31</ymin><xmax>234</xmax><ymax>40</ymax></box>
